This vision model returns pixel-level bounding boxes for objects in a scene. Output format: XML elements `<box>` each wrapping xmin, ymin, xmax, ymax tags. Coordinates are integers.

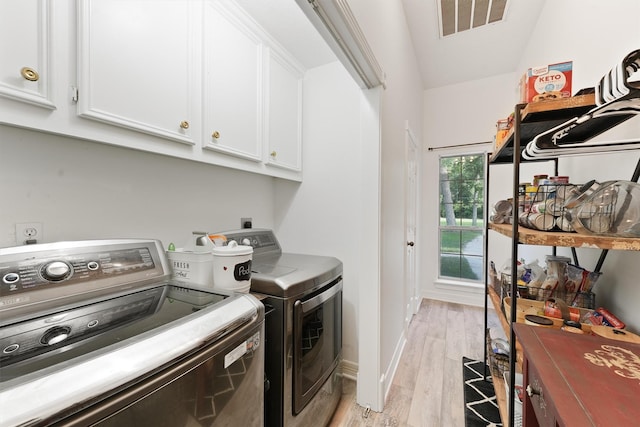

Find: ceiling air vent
<box><xmin>438</xmin><ymin>0</ymin><xmax>509</xmax><ymax>37</ymax></box>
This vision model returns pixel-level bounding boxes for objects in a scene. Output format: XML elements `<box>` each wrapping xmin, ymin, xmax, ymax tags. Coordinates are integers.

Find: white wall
<box><xmin>0</xmin><ymin>124</ymin><xmax>276</xmax><ymax>249</ymax></box>
<box><xmin>348</xmin><ymin>0</ymin><xmax>425</xmax><ymax>406</ymax></box>
<box><xmin>273</xmin><ymin>61</ymin><xmax>366</xmax><ymax>369</ymax></box>
<box><xmin>421</xmin><ymin>0</ymin><xmax>640</xmax><ymax>332</ymax></box>
<box><xmin>516</xmin><ymin>0</ymin><xmax>640</xmax><ymax>93</ymax></box>
<box><xmin>422</xmin><ymin>72</ymin><xmax>517</xmax><ymax>306</ymax></box>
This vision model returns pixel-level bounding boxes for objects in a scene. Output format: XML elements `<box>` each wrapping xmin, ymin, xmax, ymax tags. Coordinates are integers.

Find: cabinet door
<box><xmin>266</xmin><ymin>49</ymin><xmax>303</xmax><ymax>172</ymax></box>
<box><xmin>202</xmin><ymin>0</ymin><xmax>262</xmax><ymax>161</ymax></box>
<box><xmin>77</xmin><ymin>0</ymin><xmax>196</xmax><ymax>144</ymax></box>
<box><xmin>0</xmin><ymin>0</ymin><xmax>55</xmax><ymax>109</ymax></box>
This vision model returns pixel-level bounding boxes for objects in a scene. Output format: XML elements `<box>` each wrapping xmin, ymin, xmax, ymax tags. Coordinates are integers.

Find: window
<box><xmin>439</xmin><ymin>154</ymin><xmax>485</xmax><ymax>282</ymax></box>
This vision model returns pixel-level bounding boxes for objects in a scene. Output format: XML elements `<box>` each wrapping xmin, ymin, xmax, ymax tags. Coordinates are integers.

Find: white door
<box><xmin>404</xmin><ymin>121</ymin><xmax>419</xmax><ymax>329</ymax></box>
<box><xmin>0</xmin><ymin>0</ymin><xmax>55</xmax><ymax>109</ymax></box>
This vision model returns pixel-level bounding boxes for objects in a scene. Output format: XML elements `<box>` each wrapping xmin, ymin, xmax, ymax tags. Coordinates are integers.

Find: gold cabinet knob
<box><xmin>270</xmin><ymin>151</ymin><xmax>277</xmax><ymax>158</ymax></box>
<box><xmin>21</xmin><ymin>67</ymin><xmax>39</xmax><ymax>82</ymax></box>
<box><xmin>212</xmin><ymin>131</ymin><xmax>220</xmax><ymax>139</ymax></box>
<box><xmin>180</xmin><ymin>121</ymin><xmax>189</xmax><ymax>129</ymax></box>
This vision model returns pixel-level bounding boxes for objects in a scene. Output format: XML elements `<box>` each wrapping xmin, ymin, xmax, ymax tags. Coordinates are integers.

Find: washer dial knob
<box><xmin>42</xmin><ymin>261</ymin><xmax>72</xmax><ymax>281</ymax></box>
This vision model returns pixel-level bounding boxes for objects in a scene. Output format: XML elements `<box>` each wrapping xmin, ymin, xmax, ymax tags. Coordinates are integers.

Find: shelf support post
<box><xmin>483</xmin><ymin>151</ymin><xmax>491</xmax><ymax>380</ymax></box>
<box><xmin>508</xmin><ymin>104</ymin><xmax>526</xmax><ymax>426</ymax></box>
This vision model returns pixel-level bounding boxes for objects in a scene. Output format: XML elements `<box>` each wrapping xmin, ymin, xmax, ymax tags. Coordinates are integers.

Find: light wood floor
<box><xmin>329</xmin><ymin>299</ymin><xmax>500</xmax><ymax>426</ymax></box>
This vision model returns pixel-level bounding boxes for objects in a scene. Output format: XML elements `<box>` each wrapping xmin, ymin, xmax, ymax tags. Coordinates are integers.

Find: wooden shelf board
<box><xmin>492</xmin><ymin>370</ymin><xmax>509</xmax><ymax>427</ymax></box>
<box><xmin>487</xmin><ymin>287</ymin><xmax>524</xmax><ymax>367</ymax></box>
<box><xmin>489</xmin><ymin>94</ymin><xmax>602</xmax><ymax>164</ymax></box>
<box><xmin>487</xmin><ymin>286</ymin><xmax>524</xmax><ymax>427</ymax></box>
<box><xmin>489</xmin><ymin>222</ymin><xmax>640</xmax><ymax>251</ymax></box>
<box><xmin>488</xmin><ymin>285</ymin><xmax>510</xmax><ymax>334</ymax></box>
<box><xmin>520</xmin><ymin>93</ymin><xmax>595</xmax><ymax>120</ymax></box>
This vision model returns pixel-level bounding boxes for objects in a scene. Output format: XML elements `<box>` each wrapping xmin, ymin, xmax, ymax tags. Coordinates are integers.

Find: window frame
<box><xmin>437</xmin><ymin>152</ymin><xmax>487</xmax><ymax>284</ymax></box>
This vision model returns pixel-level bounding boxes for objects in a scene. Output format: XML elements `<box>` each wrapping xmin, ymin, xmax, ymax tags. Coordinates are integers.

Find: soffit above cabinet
<box><xmin>234</xmin><ymin>0</ymin><xmax>337</xmax><ymax>70</ymax></box>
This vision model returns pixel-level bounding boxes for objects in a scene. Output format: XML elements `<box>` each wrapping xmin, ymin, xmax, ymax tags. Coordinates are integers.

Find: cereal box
<box><xmin>520</xmin><ymin>61</ymin><xmax>573</xmax><ymax>103</ymax></box>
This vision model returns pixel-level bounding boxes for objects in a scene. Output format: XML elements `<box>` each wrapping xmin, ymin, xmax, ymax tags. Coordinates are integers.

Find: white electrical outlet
<box><xmin>15</xmin><ymin>222</ymin><xmax>43</xmax><ymax>245</ymax></box>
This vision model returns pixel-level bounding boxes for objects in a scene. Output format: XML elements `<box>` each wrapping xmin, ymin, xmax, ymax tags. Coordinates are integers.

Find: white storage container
<box><xmin>166</xmin><ymin>232</ymin><xmax>215</xmax><ymax>288</ymax></box>
<box><xmin>212</xmin><ymin>240</ymin><xmax>253</xmax><ymax>293</ymax></box>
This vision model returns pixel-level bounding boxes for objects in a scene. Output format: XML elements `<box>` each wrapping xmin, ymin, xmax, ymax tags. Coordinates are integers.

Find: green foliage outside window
<box><xmin>439</xmin><ymin>154</ymin><xmax>485</xmax><ymax>281</ymax></box>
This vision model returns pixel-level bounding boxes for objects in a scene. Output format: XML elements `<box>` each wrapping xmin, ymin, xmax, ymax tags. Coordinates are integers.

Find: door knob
<box><xmin>407</xmin><ymin>241</ymin><xmax>415</xmax><ymax>246</ymax></box>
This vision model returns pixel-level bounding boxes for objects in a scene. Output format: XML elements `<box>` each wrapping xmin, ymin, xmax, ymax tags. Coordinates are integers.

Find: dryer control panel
<box><xmin>218</xmin><ymin>229</ymin><xmax>281</xmax><ymax>256</ymax></box>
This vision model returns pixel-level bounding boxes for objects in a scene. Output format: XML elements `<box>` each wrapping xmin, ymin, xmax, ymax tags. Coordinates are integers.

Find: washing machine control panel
<box><xmin>0</xmin><ymin>240</ymin><xmax>168</xmax><ymax>320</ymax></box>
<box><xmin>1</xmin><ymin>247</ymin><xmax>154</xmax><ymax>294</ymax></box>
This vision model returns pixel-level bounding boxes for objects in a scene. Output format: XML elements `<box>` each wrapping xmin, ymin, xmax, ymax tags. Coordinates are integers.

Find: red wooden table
<box><xmin>514</xmin><ymin>323</ymin><xmax>640</xmax><ymax>426</ymax></box>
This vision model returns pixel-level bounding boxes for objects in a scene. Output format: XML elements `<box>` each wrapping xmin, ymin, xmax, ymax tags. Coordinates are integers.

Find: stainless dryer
<box><xmin>218</xmin><ymin>229</ymin><xmax>343</xmax><ymax>427</ymax></box>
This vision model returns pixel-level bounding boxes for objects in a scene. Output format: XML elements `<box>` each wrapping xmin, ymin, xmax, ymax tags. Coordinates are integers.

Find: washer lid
<box><xmin>0</xmin><ymin>290</ymin><xmax>261</xmax><ymax>427</ymax></box>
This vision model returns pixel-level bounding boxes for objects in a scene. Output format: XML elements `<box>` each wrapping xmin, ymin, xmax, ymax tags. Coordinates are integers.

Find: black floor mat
<box><xmin>462</xmin><ymin>357</ymin><xmax>502</xmax><ymax>427</ymax></box>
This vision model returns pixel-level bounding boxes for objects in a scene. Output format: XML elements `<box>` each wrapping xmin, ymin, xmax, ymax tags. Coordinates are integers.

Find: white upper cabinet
<box><xmin>266</xmin><ymin>49</ymin><xmax>303</xmax><ymax>172</ymax></box>
<box><xmin>0</xmin><ymin>0</ymin><xmax>307</xmax><ymax>181</ymax></box>
<box><xmin>202</xmin><ymin>0</ymin><xmax>262</xmax><ymax>161</ymax></box>
<box><xmin>0</xmin><ymin>0</ymin><xmax>55</xmax><ymax>109</ymax></box>
<box><xmin>77</xmin><ymin>0</ymin><xmax>198</xmax><ymax>145</ymax></box>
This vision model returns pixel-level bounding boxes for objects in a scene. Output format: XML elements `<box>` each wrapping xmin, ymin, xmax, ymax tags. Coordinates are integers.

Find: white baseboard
<box><xmin>422</xmin><ymin>281</ymin><xmax>485</xmax><ymax>307</ymax></box>
<box><xmin>340</xmin><ymin>330</ymin><xmax>407</xmax><ymax>413</ymax></box>
<box><xmin>341</xmin><ymin>359</ymin><xmax>358</xmax><ymax>381</ymax></box>
<box><xmin>383</xmin><ymin>330</ymin><xmax>407</xmax><ymax>403</ymax></box>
